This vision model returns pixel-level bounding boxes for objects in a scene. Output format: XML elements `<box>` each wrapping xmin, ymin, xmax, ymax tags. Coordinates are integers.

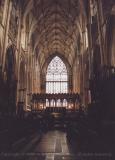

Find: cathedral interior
<box><xmin>0</xmin><ymin>0</ymin><xmax>115</xmax><ymax>159</ymax></box>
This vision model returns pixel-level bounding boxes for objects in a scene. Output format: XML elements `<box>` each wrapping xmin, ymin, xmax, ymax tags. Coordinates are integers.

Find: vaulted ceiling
<box><xmin>22</xmin><ymin>0</ymin><xmax>86</xmax><ymax>67</ymax></box>
<box><xmin>21</xmin><ymin>0</ymin><xmax>115</xmax><ymax>68</ymax></box>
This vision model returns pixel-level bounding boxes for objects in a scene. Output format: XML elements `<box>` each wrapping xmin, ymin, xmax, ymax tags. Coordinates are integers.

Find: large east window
<box><xmin>46</xmin><ymin>56</ymin><xmax>68</xmax><ymax>93</ymax></box>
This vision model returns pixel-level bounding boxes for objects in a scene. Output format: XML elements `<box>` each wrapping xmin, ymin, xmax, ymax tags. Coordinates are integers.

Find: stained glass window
<box><xmin>46</xmin><ymin>56</ymin><xmax>68</xmax><ymax>93</ymax></box>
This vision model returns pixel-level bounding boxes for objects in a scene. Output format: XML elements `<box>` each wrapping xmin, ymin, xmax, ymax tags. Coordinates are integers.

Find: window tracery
<box><xmin>46</xmin><ymin>56</ymin><xmax>68</xmax><ymax>93</ymax></box>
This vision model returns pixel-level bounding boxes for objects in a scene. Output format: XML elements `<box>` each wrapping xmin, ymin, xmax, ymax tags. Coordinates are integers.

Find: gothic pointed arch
<box><xmin>41</xmin><ymin>53</ymin><xmax>72</xmax><ymax>93</ymax></box>
<box><xmin>4</xmin><ymin>45</ymin><xmax>17</xmax><ymax>113</ymax></box>
<box><xmin>5</xmin><ymin>45</ymin><xmax>16</xmax><ymax>82</ymax></box>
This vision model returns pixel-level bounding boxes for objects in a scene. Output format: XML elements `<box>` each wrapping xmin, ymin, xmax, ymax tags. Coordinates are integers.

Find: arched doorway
<box><xmin>63</xmin><ymin>99</ymin><xmax>68</xmax><ymax>108</ymax></box>
<box><xmin>56</xmin><ymin>99</ymin><xmax>61</xmax><ymax>107</ymax></box>
<box><xmin>4</xmin><ymin>45</ymin><xmax>17</xmax><ymax>114</ymax></box>
<box><xmin>50</xmin><ymin>99</ymin><xmax>55</xmax><ymax>107</ymax></box>
<box><xmin>46</xmin><ymin>56</ymin><xmax>68</xmax><ymax>93</ymax></box>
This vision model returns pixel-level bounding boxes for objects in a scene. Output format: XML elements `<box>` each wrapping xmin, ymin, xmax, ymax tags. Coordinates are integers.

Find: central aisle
<box><xmin>34</xmin><ymin>130</ymin><xmax>69</xmax><ymax>153</ymax></box>
<box><xmin>0</xmin><ymin>128</ymin><xmax>112</xmax><ymax>160</ymax></box>
<box><xmin>1</xmin><ymin>129</ymin><xmax>80</xmax><ymax>160</ymax></box>
<box><xmin>34</xmin><ymin>130</ymin><xmax>72</xmax><ymax>159</ymax></box>
<box><xmin>20</xmin><ymin>129</ymin><xmax>76</xmax><ymax>160</ymax></box>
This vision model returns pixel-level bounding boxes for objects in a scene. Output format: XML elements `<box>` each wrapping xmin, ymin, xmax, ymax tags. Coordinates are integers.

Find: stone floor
<box><xmin>0</xmin><ymin>129</ymin><xmax>113</xmax><ymax>160</ymax></box>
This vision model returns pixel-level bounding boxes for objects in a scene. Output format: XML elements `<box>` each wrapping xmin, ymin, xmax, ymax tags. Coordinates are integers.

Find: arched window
<box><xmin>56</xmin><ymin>99</ymin><xmax>61</xmax><ymax>107</ymax></box>
<box><xmin>46</xmin><ymin>56</ymin><xmax>68</xmax><ymax>93</ymax></box>
<box><xmin>50</xmin><ymin>99</ymin><xmax>55</xmax><ymax>107</ymax></box>
<box><xmin>63</xmin><ymin>99</ymin><xmax>68</xmax><ymax>107</ymax></box>
<box><xmin>46</xmin><ymin>99</ymin><xmax>49</xmax><ymax>107</ymax></box>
